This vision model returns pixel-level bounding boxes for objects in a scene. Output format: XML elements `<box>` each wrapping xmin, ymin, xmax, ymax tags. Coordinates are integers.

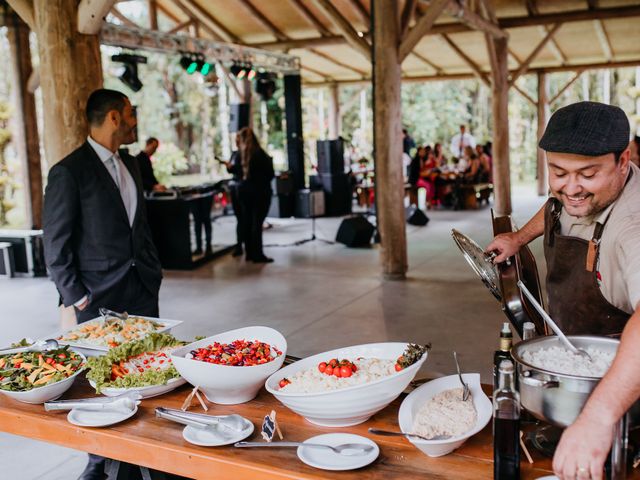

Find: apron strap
<box><xmin>586</xmin><ymin>208</ymin><xmax>615</xmax><ymax>272</ymax></box>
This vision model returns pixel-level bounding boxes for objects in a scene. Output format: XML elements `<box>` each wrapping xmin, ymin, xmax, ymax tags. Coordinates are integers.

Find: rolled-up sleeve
<box><xmin>42</xmin><ymin>164</ymin><xmax>86</xmax><ymax>306</ymax></box>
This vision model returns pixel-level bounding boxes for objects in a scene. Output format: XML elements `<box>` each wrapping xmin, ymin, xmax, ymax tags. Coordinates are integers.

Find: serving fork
<box><xmin>453</xmin><ymin>351</ymin><xmax>471</xmax><ymax>402</ymax></box>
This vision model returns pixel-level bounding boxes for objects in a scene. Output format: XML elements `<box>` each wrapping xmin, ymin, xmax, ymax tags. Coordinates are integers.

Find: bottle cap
<box><xmin>498</xmin><ymin>359</ymin><xmax>514</xmax><ymax>373</ymax></box>
<box><xmin>501</xmin><ymin>322</ymin><xmax>512</xmax><ymax>336</ymax></box>
<box><xmin>523</xmin><ymin>322</ymin><xmax>535</xmax><ymax>331</ymax></box>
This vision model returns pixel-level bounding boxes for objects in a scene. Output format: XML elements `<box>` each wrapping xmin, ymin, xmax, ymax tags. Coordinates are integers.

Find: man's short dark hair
<box><xmin>86</xmin><ymin>89</ymin><xmax>128</xmax><ymax>127</ymax></box>
<box><xmin>146</xmin><ymin>137</ymin><xmax>158</xmax><ymax>145</ymax></box>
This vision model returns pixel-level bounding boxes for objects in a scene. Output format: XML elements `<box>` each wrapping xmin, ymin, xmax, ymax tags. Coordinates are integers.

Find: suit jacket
<box><xmin>43</xmin><ymin>141</ymin><xmax>162</xmax><ymax>308</ymax></box>
<box><xmin>135</xmin><ymin>151</ymin><xmax>159</xmax><ymax>193</ymax></box>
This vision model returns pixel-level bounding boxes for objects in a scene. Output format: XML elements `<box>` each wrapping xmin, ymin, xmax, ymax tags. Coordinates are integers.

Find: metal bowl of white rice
<box><xmin>511</xmin><ymin>335</ymin><xmax>618</xmax><ymax>427</ymax></box>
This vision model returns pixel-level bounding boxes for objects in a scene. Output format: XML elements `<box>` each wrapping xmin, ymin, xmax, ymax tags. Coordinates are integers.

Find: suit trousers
<box><xmin>228</xmin><ymin>183</ymin><xmax>244</xmax><ymax>246</ymax></box>
<box><xmin>76</xmin><ymin>267</ymin><xmax>159</xmax><ymax>323</ymax></box>
<box><xmin>239</xmin><ymin>188</ymin><xmax>271</xmax><ymax>260</ymax></box>
<box><xmin>190</xmin><ymin>196</ymin><xmax>213</xmax><ymax>251</ymax></box>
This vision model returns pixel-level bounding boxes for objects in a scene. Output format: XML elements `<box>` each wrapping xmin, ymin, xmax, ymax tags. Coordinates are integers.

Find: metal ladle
<box><xmin>517</xmin><ymin>281</ymin><xmax>592</xmax><ymax>361</ymax></box>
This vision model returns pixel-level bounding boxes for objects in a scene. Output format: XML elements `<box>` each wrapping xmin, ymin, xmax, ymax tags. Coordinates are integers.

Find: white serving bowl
<box><xmin>170</xmin><ymin>326</ymin><xmax>286</xmax><ymax>405</ymax></box>
<box><xmin>265</xmin><ymin>342</ymin><xmax>427</xmax><ymax>427</ymax></box>
<box><xmin>0</xmin><ymin>351</ymin><xmax>87</xmax><ymax>404</ymax></box>
<box><xmin>398</xmin><ymin>373</ymin><xmax>492</xmax><ymax>457</ymax></box>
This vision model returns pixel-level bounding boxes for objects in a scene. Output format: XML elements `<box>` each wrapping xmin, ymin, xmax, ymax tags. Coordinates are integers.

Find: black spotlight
<box><xmin>255</xmin><ymin>72</ymin><xmax>277</xmax><ymax>101</ymax></box>
<box><xmin>111</xmin><ymin>54</ymin><xmax>147</xmax><ymax>92</ymax></box>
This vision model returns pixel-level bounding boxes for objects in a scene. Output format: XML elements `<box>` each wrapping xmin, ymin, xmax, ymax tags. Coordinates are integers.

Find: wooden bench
<box><xmin>459</xmin><ymin>183</ymin><xmax>493</xmax><ymax>209</ymax></box>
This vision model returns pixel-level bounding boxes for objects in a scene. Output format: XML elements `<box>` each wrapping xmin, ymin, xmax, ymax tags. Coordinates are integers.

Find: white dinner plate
<box><xmin>182</xmin><ymin>419</ymin><xmax>254</xmax><ymax>447</ymax></box>
<box><xmin>89</xmin><ymin>377</ymin><xmax>186</xmax><ymax>399</ymax></box>
<box><xmin>296</xmin><ymin>433</ymin><xmax>379</xmax><ymax>471</ymax></box>
<box><xmin>67</xmin><ymin>406</ymin><xmax>138</xmax><ymax>428</ymax></box>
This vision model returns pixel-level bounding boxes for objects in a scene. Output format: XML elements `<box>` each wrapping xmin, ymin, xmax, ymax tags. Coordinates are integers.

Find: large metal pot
<box><xmin>511</xmin><ymin>335</ymin><xmax>618</xmax><ymax>428</ymax></box>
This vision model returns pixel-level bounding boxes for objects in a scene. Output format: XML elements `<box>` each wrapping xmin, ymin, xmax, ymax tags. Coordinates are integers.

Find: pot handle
<box><xmin>521</xmin><ymin>373</ymin><xmax>559</xmax><ymax>389</ymax></box>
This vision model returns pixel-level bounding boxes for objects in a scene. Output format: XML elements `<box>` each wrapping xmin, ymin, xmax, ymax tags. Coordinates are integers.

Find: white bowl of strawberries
<box><xmin>265</xmin><ymin>342</ymin><xmax>428</xmax><ymax>427</ymax></box>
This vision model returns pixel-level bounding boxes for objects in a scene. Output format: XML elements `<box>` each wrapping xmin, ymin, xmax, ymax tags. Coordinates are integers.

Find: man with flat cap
<box><xmin>487</xmin><ymin>101</ymin><xmax>640</xmax><ymax>480</ymax></box>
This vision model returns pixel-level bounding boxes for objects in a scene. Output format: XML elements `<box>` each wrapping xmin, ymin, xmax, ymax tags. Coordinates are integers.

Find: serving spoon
<box><xmin>234</xmin><ymin>441</ymin><xmax>374</xmax><ymax>456</ymax></box>
<box><xmin>517</xmin><ymin>281</ymin><xmax>592</xmax><ymax>361</ymax></box>
<box><xmin>0</xmin><ymin>338</ymin><xmax>60</xmax><ymax>355</ymax></box>
<box><xmin>368</xmin><ymin>428</ymin><xmax>451</xmax><ymax>441</ymax></box>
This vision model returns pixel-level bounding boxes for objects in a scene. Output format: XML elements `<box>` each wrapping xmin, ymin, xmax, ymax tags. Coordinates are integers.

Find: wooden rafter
<box><xmin>175</xmin><ymin>0</ymin><xmax>239</xmax><ymax>43</ymax></box>
<box><xmin>549</xmin><ymin>69</ymin><xmax>584</xmax><ymax>104</ymax></box>
<box><xmin>301</xmin><ymin>64</ymin><xmax>334</xmax><ymax>82</ymax></box>
<box><xmin>400</xmin><ymin>0</ymin><xmax>417</xmax><ymax>41</ymax></box>
<box><xmin>410</xmin><ymin>51</ymin><xmax>443</xmax><ymax>75</ymax></box>
<box><xmin>6</xmin><ymin>0</ymin><xmax>35</xmax><ymax>30</ymax></box>
<box><xmin>312</xmin><ymin>0</ymin><xmax>370</xmax><ymax>60</ymax></box>
<box><xmin>149</xmin><ymin>0</ymin><xmax>158</xmax><ymax>30</ymax></box>
<box><xmin>156</xmin><ymin>2</ymin><xmax>182</xmax><ymax>24</ymax></box>
<box><xmin>441</xmin><ymin>34</ymin><xmax>490</xmax><ymax>87</ymax></box>
<box><xmin>309</xmin><ymin>48</ymin><xmax>367</xmax><ymax>76</ymax></box>
<box><xmin>110</xmin><ymin>6</ymin><xmax>139</xmax><ymax>29</ymax></box>
<box><xmin>447</xmin><ymin>1</ymin><xmax>507</xmax><ymax>39</ymax></box>
<box><xmin>593</xmin><ymin>20</ymin><xmax>613</xmax><ymax>60</ymax></box>
<box><xmin>399</xmin><ymin>0</ymin><xmax>449</xmax><ymax>62</ymax></box>
<box><xmin>237</xmin><ymin>0</ymin><xmax>287</xmax><ymax>41</ymax></box>
<box><xmin>509</xmin><ymin>23</ymin><xmax>562</xmax><ymax>86</ymax></box>
<box><xmin>167</xmin><ymin>19</ymin><xmax>193</xmax><ymax>35</ymax></box>
<box><xmin>346</xmin><ymin>0</ymin><xmax>369</xmax><ymax>25</ymax></box>
<box><xmin>78</xmin><ymin>0</ymin><xmax>116</xmax><ymax>35</ymax></box>
<box><xmin>171</xmin><ymin>0</ymin><xmax>221</xmax><ymax>40</ymax></box>
<box><xmin>289</xmin><ymin>0</ymin><xmax>331</xmax><ymax>37</ymax></box>
<box><xmin>538</xmin><ymin>26</ymin><xmax>566</xmax><ymax>64</ymax></box>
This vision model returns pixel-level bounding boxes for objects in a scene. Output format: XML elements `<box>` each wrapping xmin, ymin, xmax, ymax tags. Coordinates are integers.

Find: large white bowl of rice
<box><xmin>265</xmin><ymin>342</ymin><xmax>428</xmax><ymax>427</ymax></box>
<box><xmin>398</xmin><ymin>373</ymin><xmax>492</xmax><ymax>457</ymax></box>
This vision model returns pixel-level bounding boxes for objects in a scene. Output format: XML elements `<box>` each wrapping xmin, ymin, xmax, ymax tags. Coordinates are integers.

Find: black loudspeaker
<box><xmin>295</xmin><ymin>189</ymin><xmax>325</xmax><ymax>218</ymax></box>
<box><xmin>229</xmin><ymin>103</ymin><xmax>249</xmax><ymax>132</ymax></box>
<box><xmin>271</xmin><ymin>173</ymin><xmax>294</xmax><ymax>195</ymax></box>
<box><xmin>268</xmin><ymin>194</ymin><xmax>295</xmax><ymax>218</ymax></box>
<box><xmin>318</xmin><ymin>173</ymin><xmax>351</xmax><ymax>216</ymax></box>
<box><xmin>405</xmin><ymin>206</ymin><xmax>430</xmax><ymax>226</ymax></box>
<box><xmin>316</xmin><ymin>139</ymin><xmax>345</xmax><ymax>174</ymax></box>
<box><xmin>336</xmin><ymin>216</ymin><xmax>375</xmax><ymax>247</ymax></box>
<box><xmin>284</xmin><ymin>75</ymin><xmax>305</xmax><ymax>190</ymax></box>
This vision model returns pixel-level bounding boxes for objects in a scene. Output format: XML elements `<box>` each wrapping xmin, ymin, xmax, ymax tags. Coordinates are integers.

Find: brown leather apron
<box><xmin>543</xmin><ymin>198</ymin><xmax>630</xmax><ymax>336</ymax></box>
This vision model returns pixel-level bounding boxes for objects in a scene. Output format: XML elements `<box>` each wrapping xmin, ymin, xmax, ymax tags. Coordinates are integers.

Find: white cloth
<box><xmin>87</xmin><ymin>136</ymin><xmax>137</xmax><ymax>226</ymax></box>
<box><xmin>449</xmin><ymin>132</ymin><xmax>476</xmax><ymax>158</ymax></box>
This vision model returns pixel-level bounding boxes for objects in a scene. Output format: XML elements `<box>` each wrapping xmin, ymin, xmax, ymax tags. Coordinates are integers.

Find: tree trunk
<box><xmin>490</xmin><ymin>37</ymin><xmax>511</xmax><ymax>215</ymax></box>
<box><xmin>536</xmin><ymin>72</ymin><xmax>549</xmax><ymax>197</ymax></box>
<box><xmin>372</xmin><ymin>0</ymin><xmax>407</xmax><ymax>279</ymax></box>
<box><xmin>7</xmin><ymin>13</ymin><xmax>43</xmax><ymax>228</ymax></box>
<box><xmin>34</xmin><ymin>0</ymin><xmax>103</xmax><ymax>166</ymax></box>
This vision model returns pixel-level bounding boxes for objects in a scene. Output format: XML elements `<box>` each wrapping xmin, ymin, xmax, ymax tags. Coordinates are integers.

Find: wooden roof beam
<box><xmin>441</xmin><ymin>33</ymin><xmax>490</xmax><ymax>87</ymax></box>
<box><xmin>400</xmin><ymin>0</ymin><xmax>418</xmax><ymax>41</ymax></box>
<box><xmin>289</xmin><ymin>0</ymin><xmax>331</xmax><ymax>37</ymax></box>
<box><xmin>301</xmin><ymin>64</ymin><xmax>335</xmax><ymax>83</ymax></box>
<box><xmin>549</xmin><ymin>69</ymin><xmax>584</xmax><ymax>104</ymax></box>
<box><xmin>149</xmin><ymin>0</ymin><xmax>158</xmax><ymax>30</ymax></box>
<box><xmin>509</xmin><ymin>23</ymin><xmax>562</xmax><ymax>86</ymax></box>
<box><xmin>410</xmin><ymin>51</ymin><xmax>443</xmax><ymax>75</ymax></box>
<box><xmin>110</xmin><ymin>6</ymin><xmax>140</xmax><ymax>29</ymax></box>
<box><xmin>156</xmin><ymin>2</ymin><xmax>182</xmax><ymax>24</ymax></box>
<box><xmin>78</xmin><ymin>0</ymin><xmax>116</xmax><ymax>35</ymax></box>
<box><xmin>399</xmin><ymin>0</ymin><xmax>450</xmax><ymax>63</ymax></box>
<box><xmin>447</xmin><ymin>1</ymin><xmax>507</xmax><ymax>39</ymax></box>
<box><xmin>166</xmin><ymin>19</ymin><xmax>193</xmax><ymax>35</ymax></box>
<box><xmin>512</xmin><ymin>83</ymin><xmax>536</xmax><ymax>106</ymax></box>
<box><xmin>175</xmin><ymin>0</ymin><xmax>239</xmax><ymax>43</ymax></box>
<box><xmin>347</xmin><ymin>0</ymin><xmax>369</xmax><ymax>25</ymax></box>
<box><xmin>309</xmin><ymin>48</ymin><xmax>368</xmax><ymax>76</ymax></box>
<box><xmin>312</xmin><ymin>0</ymin><xmax>371</xmax><ymax>60</ymax></box>
<box><xmin>6</xmin><ymin>0</ymin><xmax>35</xmax><ymax>30</ymax></box>
<box><xmin>237</xmin><ymin>0</ymin><xmax>288</xmax><ymax>42</ymax></box>
<box><xmin>593</xmin><ymin>20</ymin><xmax>613</xmax><ymax>61</ymax></box>
<box><xmin>539</xmin><ymin>26</ymin><xmax>567</xmax><ymax>65</ymax></box>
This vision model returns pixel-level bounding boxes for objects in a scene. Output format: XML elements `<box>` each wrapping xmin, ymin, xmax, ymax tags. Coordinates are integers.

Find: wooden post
<box><xmin>536</xmin><ymin>72</ymin><xmax>549</xmax><ymax>197</ymax></box>
<box><xmin>6</xmin><ymin>13</ymin><xmax>43</xmax><ymax>229</ymax></box>
<box><xmin>328</xmin><ymin>83</ymin><xmax>340</xmax><ymax>139</ymax></box>
<box><xmin>149</xmin><ymin>0</ymin><xmax>158</xmax><ymax>30</ymax></box>
<box><xmin>33</xmin><ymin>0</ymin><xmax>103</xmax><ymax>165</ymax></box>
<box><xmin>490</xmin><ymin>36</ymin><xmax>512</xmax><ymax>215</ymax></box>
<box><xmin>372</xmin><ymin>0</ymin><xmax>407</xmax><ymax>279</ymax></box>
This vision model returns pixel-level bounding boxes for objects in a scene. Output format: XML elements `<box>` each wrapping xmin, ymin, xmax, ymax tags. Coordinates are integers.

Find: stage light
<box><xmin>247</xmin><ymin>69</ymin><xmax>256</xmax><ymax>81</ymax></box>
<box><xmin>111</xmin><ymin>53</ymin><xmax>147</xmax><ymax>92</ymax></box>
<box><xmin>201</xmin><ymin>62</ymin><xmax>212</xmax><ymax>76</ymax></box>
<box><xmin>255</xmin><ymin>72</ymin><xmax>277</xmax><ymax>101</ymax></box>
<box><xmin>237</xmin><ymin>68</ymin><xmax>247</xmax><ymax>79</ymax></box>
<box><xmin>186</xmin><ymin>60</ymin><xmax>199</xmax><ymax>75</ymax></box>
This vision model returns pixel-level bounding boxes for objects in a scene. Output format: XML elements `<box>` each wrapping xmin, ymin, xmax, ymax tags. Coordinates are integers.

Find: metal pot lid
<box><xmin>451</xmin><ymin>229</ymin><xmax>502</xmax><ymax>302</ymax></box>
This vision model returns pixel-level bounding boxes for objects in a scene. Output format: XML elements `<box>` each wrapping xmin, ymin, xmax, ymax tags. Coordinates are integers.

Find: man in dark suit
<box><xmin>135</xmin><ymin>137</ymin><xmax>166</xmax><ymax>194</ymax></box>
<box><xmin>43</xmin><ymin>89</ymin><xmax>163</xmax><ymax>480</ymax></box>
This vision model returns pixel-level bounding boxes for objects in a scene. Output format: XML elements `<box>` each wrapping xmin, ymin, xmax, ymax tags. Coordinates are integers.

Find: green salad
<box><xmin>86</xmin><ymin>333</ymin><xmax>186</xmax><ymax>394</ymax></box>
<box><xmin>0</xmin><ymin>346</ymin><xmax>84</xmax><ymax>392</ymax></box>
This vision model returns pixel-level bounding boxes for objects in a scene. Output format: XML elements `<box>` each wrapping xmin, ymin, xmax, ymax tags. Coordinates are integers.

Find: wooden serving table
<box><xmin>0</xmin><ymin>377</ymin><xmax>566</xmax><ymax>480</ymax></box>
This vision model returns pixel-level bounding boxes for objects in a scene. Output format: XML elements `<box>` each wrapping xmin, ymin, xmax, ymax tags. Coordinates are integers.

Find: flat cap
<box><xmin>539</xmin><ymin>101</ymin><xmax>630</xmax><ymax>156</ymax></box>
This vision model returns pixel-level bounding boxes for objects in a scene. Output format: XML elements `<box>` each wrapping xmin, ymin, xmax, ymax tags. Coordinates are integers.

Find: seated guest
<box><xmin>135</xmin><ymin>137</ymin><xmax>166</xmax><ymax>194</ymax></box>
<box><xmin>464</xmin><ymin>153</ymin><xmax>490</xmax><ymax>184</ymax></box>
<box><xmin>434</xmin><ymin>142</ymin><xmax>446</xmax><ymax>168</ymax></box>
<box><xmin>475</xmin><ymin>144</ymin><xmax>492</xmax><ymax>182</ymax></box>
<box><xmin>407</xmin><ymin>146</ymin><xmax>426</xmax><ymax>205</ymax></box>
<box><xmin>417</xmin><ymin>147</ymin><xmax>439</xmax><ymax>208</ymax></box>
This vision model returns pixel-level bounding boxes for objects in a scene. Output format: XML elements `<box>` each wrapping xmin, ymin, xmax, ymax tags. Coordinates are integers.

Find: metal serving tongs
<box><xmin>99</xmin><ymin>308</ymin><xmax>129</xmax><ymax>322</ymax></box>
<box><xmin>0</xmin><ymin>338</ymin><xmax>60</xmax><ymax>355</ymax></box>
<box><xmin>517</xmin><ymin>281</ymin><xmax>592</xmax><ymax>361</ymax></box>
<box><xmin>155</xmin><ymin>407</ymin><xmax>250</xmax><ymax>432</ymax></box>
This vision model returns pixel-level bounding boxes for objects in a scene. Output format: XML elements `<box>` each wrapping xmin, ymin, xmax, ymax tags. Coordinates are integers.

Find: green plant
<box><xmin>0</xmin><ymin>100</ymin><xmax>19</xmax><ymax>226</ymax></box>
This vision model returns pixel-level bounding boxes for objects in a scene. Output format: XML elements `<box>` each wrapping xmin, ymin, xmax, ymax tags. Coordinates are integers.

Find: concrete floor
<box><xmin>0</xmin><ymin>186</ymin><xmax>547</xmax><ymax>479</ymax></box>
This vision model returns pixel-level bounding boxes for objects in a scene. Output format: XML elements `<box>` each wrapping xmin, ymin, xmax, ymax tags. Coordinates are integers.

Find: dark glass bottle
<box><xmin>493</xmin><ymin>322</ymin><xmax>513</xmax><ymax>392</ymax></box>
<box><xmin>493</xmin><ymin>359</ymin><xmax>521</xmax><ymax>480</ymax></box>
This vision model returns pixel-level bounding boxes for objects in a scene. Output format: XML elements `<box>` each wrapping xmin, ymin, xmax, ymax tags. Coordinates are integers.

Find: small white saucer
<box><xmin>67</xmin><ymin>406</ymin><xmax>138</xmax><ymax>428</ymax></box>
<box><xmin>183</xmin><ymin>420</ymin><xmax>254</xmax><ymax>447</ymax></box>
<box><xmin>297</xmin><ymin>433</ymin><xmax>379</xmax><ymax>471</ymax></box>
